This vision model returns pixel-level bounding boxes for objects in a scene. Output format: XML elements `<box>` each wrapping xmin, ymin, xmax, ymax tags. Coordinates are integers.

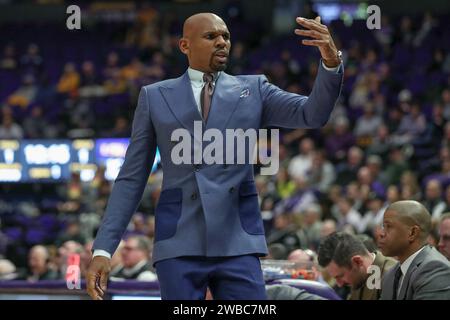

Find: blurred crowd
<box><xmin>1</xmin><ymin>4</ymin><xmax>450</xmax><ymax>299</ymax></box>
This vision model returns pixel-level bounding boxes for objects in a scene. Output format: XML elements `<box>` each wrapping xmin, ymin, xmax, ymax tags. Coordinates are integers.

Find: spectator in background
<box><xmin>267</xmin><ymin>211</ymin><xmax>307</xmax><ymax>256</ymax></box>
<box><xmin>423</xmin><ymin>179</ymin><xmax>446</xmax><ymax>221</ymax></box>
<box><xmin>302</xmin><ymin>204</ymin><xmax>323</xmax><ymax>251</ymax></box>
<box><xmin>6</xmin><ymin>73</ymin><xmax>37</xmax><ymax>109</ymax></box>
<box><xmin>57</xmin><ymin>240</ymin><xmax>84</xmax><ymax>279</ymax></box>
<box><xmin>366</xmin><ymin>155</ymin><xmax>385</xmax><ymax>188</ymax></box>
<box><xmin>105</xmin><ymin>116</ymin><xmax>131</xmax><ymax>138</ymax></box>
<box><xmin>354</xmin><ymin>103</ymin><xmax>382</xmax><ymax>145</ymax></box>
<box><xmin>438</xmin><ymin>213</ymin><xmax>450</xmax><ymax>260</ymax></box>
<box><xmin>335</xmin><ymin>146</ymin><xmax>364</xmax><ymax>186</ymax></box>
<box><xmin>393</xmin><ymin>102</ymin><xmax>427</xmax><ymax>145</ymax></box>
<box><xmin>0</xmin><ymin>259</ymin><xmax>18</xmax><ymax>280</ymax></box>
<box><xmin>56</xmin><ymin>219</ymin><xmax>87</xmax><ymax>247</ymax></box>
<box><xmin>400</xmin><ymin>171</ymin><xmax>421</xmax><ymax>200</ymax></box>
<box><xmin>379</xmin><ymin>200</ymin><xmax>450</xmax><ymax>300</ymax></box>
<box><xmin>325</xmin><ymin>116</ymin><xmax>355</xmax><ymax>164</ymax></box>
<box><xmin>0</xmin><ymin>44</ymin><xmax>17</xmax><ymax>70</ymax></box>
<box><xmin>23</xmin><ymin>105</ymin><xmax>56</xmax><ymax>138</ymax></box>
<box><xmin>110</xmin><ymin>236</ymin><xmax>156</xmax><ymax>281</ymax></box>
<box><xmin>367</xmin><ymin>124</ymin><xmax>392</xmax><ymax>162</ymax></box>
<box><xmin>25</xmin><ymin>245</ymin><xmax>59</xmax><ymax>281</ymax></box>
<box><xmin>386</xmin><ymin>185</ymin><xmax>400</xmax><ymax>205</ymax></box>
<box><xmin>228</xmin><ymin>41</ymin><xmax>248</xmax><ymax>75</ymax></box>
<box><xmin>383</xmin><ymin>146</ymin><xmax>409</xmax><ymax>186</ymax></box>
<box><xmin>274</xmin><ymin>176</ymin><xmax>318</xmax><ymax>217</ymax></box>
<box><xmin>335</xmin><ymin>197</ymin><xmax>362</xmax><ymax>232</ymax></box>
<box><xmin>287</xmin><ymin>249</ymin><xmax>324</xmax><ymax>283</ymax></box>
<box><xmin>320</xmin><ymin>219</ymin><xmax>337</xmax><ymax>240</ymax></box>
<box><xmin>103</xmin><ymin>52</ymin><xmax>121</xmax><ymax>80</ymax></box>
<box><xmin>307</xmin><ymin>150</ymin><xmax>336</xmax><ymax>193</ymax></box>
<box><xmin>442</xmin><ymin>89</ymin><xmax>450</xmax><ymax>121</ymax></box>
<box><xmin>275</xmin><ymin>166</ymin><xmax>296</xmax><ymax>199</ymax></box>
<box><xmin>57</xmin><ymin>62</ymin><xmax>80</xmax><ymax>95</ymax></box>
<box><xmin>20</xmin><ymin>43</ymin><xmax>43</xmax><ymax>76</ymax></box>
<box><xmin>359</xmin><ymin>193</ymin><xmax>387</xmax><ymax>234</ymax></box>
<box><xmin>318</xmin><ymin>232</ymin><xmax>396</xmax><ymax>300</ymax></box>
<box><xmin>0</xmin><ymin>106</ymin><xmax>23</xmax><ymax>139</ymax></box>
<box><xmin>288</xmin><ymin>137</ymin><xmax>315</xmax><ymax>180</ymax></box>
<box><xmin>79</xmin><ymin>60</ymin><xmax>104</xmax><ymax>98</ymax></box>
<box><xmin>357</xmin><ymin>166</ymin><xmax>385</xmax><ymax>200</ymax></box>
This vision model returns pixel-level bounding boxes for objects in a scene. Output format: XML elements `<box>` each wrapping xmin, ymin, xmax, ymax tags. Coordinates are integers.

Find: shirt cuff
<box><xmin>93</xmin><ymin>249</ymin><xmax>112</xmax><ymax>259</ymax></box>
<box><xmin>321</xmin><ymin>61</ymin><xmax>341</xmax><ymax>73</ymax></box>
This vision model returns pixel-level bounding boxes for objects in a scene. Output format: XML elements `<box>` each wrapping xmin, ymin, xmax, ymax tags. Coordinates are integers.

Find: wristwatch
<box><xmin>336</xmin><ymin>50</ymin><xmax>343</xmax><ymax>64</ymax></box>
<box><xmin>324</xmin><ymin>50</ymin><xmax>342</xmax><ymax>68</ymax></box>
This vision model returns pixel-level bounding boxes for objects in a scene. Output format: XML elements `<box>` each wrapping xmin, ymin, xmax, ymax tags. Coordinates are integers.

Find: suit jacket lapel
<box><xmin>159</xmin><ymin>71</ymin><xmax>203</xmax><ymax>139</ymax></box>
<box><xmin>398</xmin><ymin>246</ymin><xmax>430</xmax><ymax>299</ymax></box>
<box><xmin>205</xmin><ymin>72</ymin><xmax>241</xmax><ymax>132</ymax></box>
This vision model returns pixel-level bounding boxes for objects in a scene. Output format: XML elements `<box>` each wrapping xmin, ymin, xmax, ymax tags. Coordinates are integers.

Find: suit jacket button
<box><xmin>193</xmin><ymin>164</ymin><xmax>200</xmax><ymax>172</ymax></box>
<box><xmin>191</xmin><ymin>192</ymin><xmax>198</xmax><ymax>200</ymax></box>
<box><xmin>229</xmin><ymin>187</ymin><xmax>235</xmax><ymax>193</ymax></box>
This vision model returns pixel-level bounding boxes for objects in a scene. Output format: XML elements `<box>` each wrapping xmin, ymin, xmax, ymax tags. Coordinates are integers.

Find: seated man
<box><xmin>379</xmin><ymin>200</ymin><xmax>450</xmax><ymax>300</ymax></box>
<box><xmin>110</xmin><ymin>236</ymin><xmax>157</xmax><ymax>281</ymax></box>
<box><xmin>26</xmin><ymin>245</ymin><xmax>59</xmax><ymax>281</ymax></box>
<box><xmin>438</xmin><ymin>213</ymin><xmax>450</xmax><ymax>260</ymax></box>
<box><xmin>318</xmin><ymin>232</ymin><xmax>396</xmax><ymax>300</ymax></box>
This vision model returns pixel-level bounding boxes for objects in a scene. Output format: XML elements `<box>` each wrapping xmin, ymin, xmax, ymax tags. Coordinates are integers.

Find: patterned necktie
<box><xmin>392</xmin><ymin>267</ymin><xmax>402</xmax><ymax>300</ymax></box>
<box><xmin>201</xmin><ymin>73</ymin><xmax>214</xmax><ymax>122</ymax></box>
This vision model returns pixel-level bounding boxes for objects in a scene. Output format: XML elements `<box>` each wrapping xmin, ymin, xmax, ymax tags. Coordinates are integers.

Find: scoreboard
<box><xmin>0</xmin><ymin>139</ymin><xmax>160</xmax><ymax>183</ymax></box>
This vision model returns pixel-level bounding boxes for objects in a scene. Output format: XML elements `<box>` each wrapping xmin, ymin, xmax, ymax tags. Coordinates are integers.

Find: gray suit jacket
<box><xmin>380</xmin><ymin>245</ymin><xmax>450</xmax><ymax>300</ymax></box>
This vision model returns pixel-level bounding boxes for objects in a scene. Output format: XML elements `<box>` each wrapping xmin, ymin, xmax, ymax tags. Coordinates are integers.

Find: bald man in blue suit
<box><xmin>87</xmin><ymin>13</ymin><xmax>344</xmax><ymax>300</ymax></box>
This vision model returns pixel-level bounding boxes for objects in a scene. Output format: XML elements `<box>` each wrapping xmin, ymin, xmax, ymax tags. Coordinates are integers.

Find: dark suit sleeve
<box><xmin>260</xmin><ymin>60</ymin><xmax>343</xmax><ymax>129</ymax></box>
<box><xmin>92</xmin><ymin>87</ymin><xmax>157</xmax><ymax>255</ymax></box>
<box><xmin>413</xmin><ymin>260</ymin><xmax>450</xmax><ymax>300</ymax></box>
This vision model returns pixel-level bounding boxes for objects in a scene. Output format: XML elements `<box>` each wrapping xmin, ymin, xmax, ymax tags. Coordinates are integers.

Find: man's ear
<box><xmin>351</xmin><ymin>255</ymin><xmax>364</xmax><ymax>268</ymax></box>
<box><xmin>179</xmin><ymin>38</ymin><xmax>189</xmax><ymax>55</ymax></box>
<box><xmin>409</xmin><ymin>225</ymin><xmax>421</xmax><ymax>242</ymax></box>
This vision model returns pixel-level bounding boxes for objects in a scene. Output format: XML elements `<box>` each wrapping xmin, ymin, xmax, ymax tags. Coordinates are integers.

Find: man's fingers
<box><xmin>87</xmin><ymin>274</ymin><xmax>101</xmax><ymax>300</ymax></box>
<box><xmin>99</xmin><ymin>271</ymin><xmax>109</xmax><ymax>292</ymax></box>
<box><xmin>295</xmin><ymin>29</ymin><xmax>323</xmax><ymax>39</ymax></box>
<box><xmin>315</xmin><ymin>16</ymin><xmax>321</xmax><ymax>23</ymax></box>
<box><xmin>96</xmin><ymin>281</ymin><xmax>105</xmax><ymax>298</ymax></box>
<box><xmin>296</xmin><ymin>17</ymin><xmax>327</xmax><ymax>33</ymax></box>
<box><xmin>302</xmin><ymin>39</ymin><xmax>328</xmax><ymax>47</ymax></box>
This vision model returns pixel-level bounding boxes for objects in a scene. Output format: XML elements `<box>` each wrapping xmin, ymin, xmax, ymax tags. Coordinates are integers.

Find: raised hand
<box><xmin>295</xmin><ymin>16</ymin><xmax>340</xmax><ymax>68</ymax></box>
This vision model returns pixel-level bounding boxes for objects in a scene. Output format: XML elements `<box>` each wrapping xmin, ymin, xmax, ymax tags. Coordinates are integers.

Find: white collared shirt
<box><xmin>397</xmin><ymin>246</ymin><xmax>427</xmax><ymax>294</ymax></box>
<box><xmin>187</xmin><ymin>67</ymin><xmax>220</xmax><ymax>113</ymax></box>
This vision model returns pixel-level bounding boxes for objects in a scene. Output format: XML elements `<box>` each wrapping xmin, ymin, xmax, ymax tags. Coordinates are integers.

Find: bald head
<box><xmin>29</xmin><ymin>245</ymin><xmax>50</xmax><ymax>274</ymax></box>
<box><xmin>388</xmin><ymin>200</ymin><xmax>432</xmax><ymax>241</ymax></box>
<box><xmin>183</xmin><ymin>13</ymin><xmax>225</xmax><ymax>38</ymax></box>
<box><xmin>30</xmin><ymin>245</ymin><xmax>49</xmax><ymax>260</ymax></box>
<box><xmin>179</xmin><ymin>13</ymin><xmax>231</xmax><ymax>73</ymax></box>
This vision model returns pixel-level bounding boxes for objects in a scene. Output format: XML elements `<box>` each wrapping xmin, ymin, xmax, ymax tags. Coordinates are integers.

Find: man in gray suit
<box><xmin>86</xmin><ymin>12</ymin><xmax>343</xmax><ymax>300</ymax></box>
<box><xmin>379</xmin><ymin>200</ymin><xmax>450</xmax><ymax>300</ymax></box>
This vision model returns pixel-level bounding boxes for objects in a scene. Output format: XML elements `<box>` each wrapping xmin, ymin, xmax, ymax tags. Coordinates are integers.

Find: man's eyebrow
<box><xmin>203</xmin><ymin>31</ymin><xmax>230</xmax><ymax>36</ymax></box>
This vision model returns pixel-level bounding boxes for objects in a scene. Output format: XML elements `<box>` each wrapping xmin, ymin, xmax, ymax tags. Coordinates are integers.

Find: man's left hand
<box><xmin>295</xmin><ymin>16</ymin><xmax>340</xmax><ymax>68</ymax></box>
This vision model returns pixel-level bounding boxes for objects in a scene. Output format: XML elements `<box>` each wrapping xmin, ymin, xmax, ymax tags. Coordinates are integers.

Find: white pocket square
<box><xmin>240</xmin><ymin>88</ymin><xmax>250</xmax><ymax>98</ymax></box>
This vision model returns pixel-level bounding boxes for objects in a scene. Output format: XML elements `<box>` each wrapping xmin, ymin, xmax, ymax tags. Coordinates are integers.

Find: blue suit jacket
<box><xmin>93</xmin><ymin>62</ymin><xmax>343</xmax><ymax>264</ymax></box>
